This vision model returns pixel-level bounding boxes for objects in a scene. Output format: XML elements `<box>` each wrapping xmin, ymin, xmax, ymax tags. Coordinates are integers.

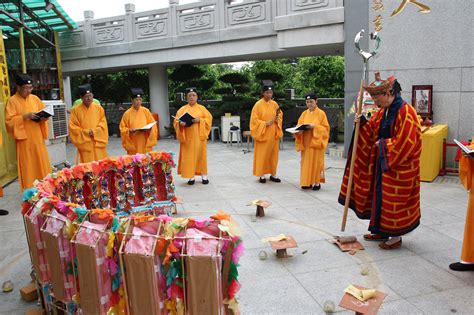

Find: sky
<box><xmin>58</xmin><ymin>0</ymin><xmax>196</xmax><ymax>22</ymax></box>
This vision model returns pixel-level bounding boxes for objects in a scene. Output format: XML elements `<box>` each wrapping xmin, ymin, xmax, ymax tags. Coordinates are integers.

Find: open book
<box><xmin>32</xmin><ymin>106</ymin><xmax>54</xmax><ymax>122</ymax></box>
<box><xmin>454</xmin><ymin>139</ymin><xmax>474</xmax><ymax>157</ymax></box>
<box><xmin>285</xmin><ymin>124</ymin><xmax>310</xmax><ymax>134</ymax></box>
<box><xmin>175</xmin><ymin>112</ymin><xmax>195</xmax><ymax>127</ymax></box>
<box><xmin>135</xmin><ymin>121</ymin><xmax>157</xmax><ymax>131</ymax></box>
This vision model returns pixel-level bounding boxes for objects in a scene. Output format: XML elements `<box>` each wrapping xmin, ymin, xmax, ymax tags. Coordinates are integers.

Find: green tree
<box><xmin>293</xmin><ymin>56</ymin><xmax>344</xmax><ymax>98</ymax></box>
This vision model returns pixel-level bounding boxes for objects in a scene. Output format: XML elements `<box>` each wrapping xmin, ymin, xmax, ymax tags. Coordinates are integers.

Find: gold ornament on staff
<box><xmin>391</xmin><ymin>0</ymin><xmax>431</xmax><ymax>17</ymax></box>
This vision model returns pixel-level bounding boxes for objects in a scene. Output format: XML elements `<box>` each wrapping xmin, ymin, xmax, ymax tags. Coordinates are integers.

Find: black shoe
<box><xmin>259</xmin><ymin>177</ymin><xmax>266</xmax><ymax>183</ymax></box>
<box><xmin>449</xmin><ymin>262</ymin><xmax>474</xmax><ymax>271</ymax></box>
<box><xmin>312</xmin><ymin>184</ymin><xmax>321</xmax><ymax>191</ymax></box>
<box><xmin>187</xmin><ymin>179</ymin><xmax>195</xmax><ymax>185</ymax></box>
<box><xmin>269</xmin><ymin>176</ymin><xmax>281</xmax><ymax>183</ymax></box>
<box><xmin>202</xmin><ymin>179</ymin><xmax>209</xmax><ymax>185</ymax></box>
<box><xmin>0</xmin><ymin>209</ymin><xmax>9</xmax><ymax>216</ymax></box>
<box><xmin>301</xmin><ymin>186</ymin><xmax>312</xmax><ymax>190</ymax></box>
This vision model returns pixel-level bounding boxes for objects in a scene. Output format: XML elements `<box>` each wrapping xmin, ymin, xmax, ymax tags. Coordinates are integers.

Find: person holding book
<box><xmin>449</xmin><ymin>138</ymin><xmax>474</xmax><ymax>271</ymax></box>
<box><xmin>294</xmin><ymin>93</ymin><xmax>330</xmax><ymax>190</ymax></box>
<box><xmin>5</xmin><ymin>74</ymin><xmax>51</xmax><ymax>190</ymax></box>
<box><xmin>173</xmin><ymin>87</ymin><xmax>213</xmax><ymax>185</ymax></box>
<box><xmin>338</xmin><ymin>75</ymin><xmax>422</xmax><ymax>250</ymax></box>
<box><xmin>250</xmin><ymin>80</ymin><xmax>283</xmax><ymax>183</ymax></box>
<box><xmin>69</xmin><ymin>84</ymin><xmax>109</xmax><ymax>163</ymax></box>
<box><xmin>119</xmin><ymin>88</ymin><xmax>158</xmax><ymax>154</ymax></box>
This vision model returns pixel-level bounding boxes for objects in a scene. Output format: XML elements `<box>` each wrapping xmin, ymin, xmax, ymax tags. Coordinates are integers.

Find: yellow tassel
<box><xmin>106</xmin><ymin>232</ymin><xmax>115</xmax><ymax>257</ymax></box>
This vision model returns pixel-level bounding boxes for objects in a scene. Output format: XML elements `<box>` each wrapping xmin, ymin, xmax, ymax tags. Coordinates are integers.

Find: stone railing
<box><xmin>59</xmin><ymin>0</ymin><xmax>344</xmax><ymax>50</ymax></box>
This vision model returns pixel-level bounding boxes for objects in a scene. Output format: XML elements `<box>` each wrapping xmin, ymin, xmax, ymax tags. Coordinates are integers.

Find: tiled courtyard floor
<box><xmin>1</xmin><ymin>137</ymin><xmax>473</xmax><ymax>314</ymax></box>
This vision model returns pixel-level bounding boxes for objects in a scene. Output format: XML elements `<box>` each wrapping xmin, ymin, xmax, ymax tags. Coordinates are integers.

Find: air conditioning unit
<box><xmin>44</xmin><ymin>101</ymin><xmax>68</xmax><ymax>140</ymax></box>
<box><xmin>43</xmin><ymin>100</ymin><xmax>70</xmax><ymax>168</ymax></box>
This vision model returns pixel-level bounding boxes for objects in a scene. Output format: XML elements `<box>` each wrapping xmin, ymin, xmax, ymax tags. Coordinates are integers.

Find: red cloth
<box><xmin>339</xmin><ymin>103</ymin><xmax>422</xmax><ymax>236</ymax></box>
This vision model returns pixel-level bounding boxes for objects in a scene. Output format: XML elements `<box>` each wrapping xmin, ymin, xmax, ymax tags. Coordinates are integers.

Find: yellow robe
<box><xmin>69</xmin><ymin>102</ymin><xmax>108</xmax><ymax>163</ymax></box>
<box><xmin>459</xmin><ymin>140</ymin><xmax>474</xmax><ymax>263</ymax></box>
<box><xmin>119</xmin><ymin>106</ymin><xmax>158</xmax><ymax>154</ymax></box>
<box><xmin>294</xmin><ymin>108</ymin><xmax>330</xmax><ymax>186</ymax></box>
<box><xmin>250</xmin><ymin>98</ymin><xmax>283</xmax><ymax>177</ymax></box>
<box><xmin>5</xmin><ymin>92</ymin><xmax>51</xmax><ymax>190</ymax></box>
<box><xmin>173</xmin><ymin>104</ymin><xmax>212</xmax><ymax>179</ymax></box>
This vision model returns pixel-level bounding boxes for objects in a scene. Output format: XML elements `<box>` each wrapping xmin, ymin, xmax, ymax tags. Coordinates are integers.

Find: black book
<box><xmin>285</xmin><ymin>124</ymin><xmax>310</xmax><ymax>134</ymax></box>
<box><xmin>179</xmin><ymin>112</ymin><xmax>195</xmax><ymax>127</ymax></box>
<box><xmin>32</xmin><ymin>107</ymin><xmax>54</xmax><ymax>122</ymax></box>
<box><xmin>295</xmin><ymin>124</ymin><xmax>310</xmax><ymax>131</ymax></box>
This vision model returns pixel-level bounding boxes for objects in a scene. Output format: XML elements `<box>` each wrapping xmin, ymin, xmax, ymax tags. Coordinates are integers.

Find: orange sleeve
<box><xmin>119</xmin><ymin>110</ymin><xmax>134</xmax><ymax>152</ymax></box>
<box><xmin>145</xmin><ymin>109</ymin><xmax>158</xmax><ymax>149</ymax></box>
<box><xmin>92</xmin><ymin>105</ymin><xmax>108</xmax><ymax>148</ymax></box>
<box><xmin>198</xmin><ymin>105</ymin><xmax>212</xmax><ymax>140</ymax></box>
<box><xmin>250</xmin><ymin>101</ymin><xmax>267</xmax><ymax>142</ymax></box>
<box><xmin>174</xmin><ymin>106</ymin><xmax>186</xmax><ymax>143</ymax></box>
<box><xmin>5</xmin><ymin>97</ymin><xmax>27</xmax><ymax>140</ymax></box>
<box><xmin>275</xmin><ymin>102</ymin><xmax>283</xmax><ymax>140</ymax></box>
<box><xmin>310</xmin><ymin>110</ymin><xmax>330</xmax><ymax>149</ymax></box>
<box><xmin>37</xmin><ymin>98</ymin><xmax>49</xmax><ymax>140</ymax></box>
<box><xmin>294</xmin><ymin>111</ymin><xmax>305</xmax><ymax>152</ymax></box>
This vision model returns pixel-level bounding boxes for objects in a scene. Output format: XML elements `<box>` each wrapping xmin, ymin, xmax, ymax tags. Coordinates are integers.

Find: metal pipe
<box><xmin>0</xmin><ymin>9</ymin><xmax>55</xmax><ymax>47</ymax></box>
<box><xmin>54</xmin><ymin>31</ymin><xmax>64</xmax><ymax>100</ymax></box>
<box><xmin>18</xmin><ymin>27</ymin><xmax>26</xmax><ymax>73</ymax></box>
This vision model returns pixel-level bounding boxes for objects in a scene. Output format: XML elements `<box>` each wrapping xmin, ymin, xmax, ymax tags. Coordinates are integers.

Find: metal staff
<box><xmin>341</xmin><ymin>30</ymin><xmax>381</xmax><ymax>231</ymax></box>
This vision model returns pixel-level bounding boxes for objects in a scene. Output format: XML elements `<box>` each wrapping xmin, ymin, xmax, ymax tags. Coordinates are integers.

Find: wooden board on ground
<box><xmin>339</xmin><ymin>285</ymin><xmax>387</xmax><ymax>315</ymax></box>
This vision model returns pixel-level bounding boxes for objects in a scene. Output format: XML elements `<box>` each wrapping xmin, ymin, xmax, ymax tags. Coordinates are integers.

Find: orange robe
<box><xmin>119</xmin><ymin>106</ymin><xmax>158</xmax><ymax>154</ymax></box>
<box><xmin>174</xmin><ymin>104</ymin><xmax>212</xmax><ymax>179</ymax></box>
<box><xmin>69</xmin><ymin>102</ymin><xmax>108</xmax><ymax>163</ymax></box>
<box><xmin>295</xmin><ymin>108</ymin><xmax>330</xmax><ymax>186</ymax></box>
<box><xmin>459</xmin><ymin>141</ymin><xmax>474</xmax><ymax>263</ymax></box>
<box><xmin>339</xmin><ymin>97</ymin><xmax>422</xmax><ymax>236</ymax></box>
<box><xmin>250</xmin><ymin>98</ymin><xmax>283</xmax><ymax>177</ymax></box>
<box><xmin>5</xmin><ymin>92</ymin><xmax>51</xmax><ymax>190</ymax></box>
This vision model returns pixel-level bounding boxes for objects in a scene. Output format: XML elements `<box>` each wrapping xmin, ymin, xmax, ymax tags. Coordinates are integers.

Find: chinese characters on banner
<box><xmin>0</xmin><ymin>30</ymin><xmax>11</xmax><ymax>102</ymax></box>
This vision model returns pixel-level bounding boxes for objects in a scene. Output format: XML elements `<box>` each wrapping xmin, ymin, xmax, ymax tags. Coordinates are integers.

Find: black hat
<box><xmin>16</xmin><ymin>74</ymin><xmax>33</xmax><ymax>86</ymax></box>
<box><xmin>131</xmin><ymin>88</ymin><xmax>144</xmax><ymax>99</ymax></box>
<box><xmin>261</xmin><ymin>80</ymin><xmax>273</xmax><ymax>92</ymax></box>
<box><xmin>304</xmin><ymin>93</ymin><xmax>318</xmax><ymax>101</ymax></box>
<box><xmin>78</xmin><ymin>84</ymin><xmax>92</xmax><ymax>97</ymax></box>
<box><xmin>185</xmin><ymin>87</ymin><xmax>197</xmax><ymax>95</ymax></box>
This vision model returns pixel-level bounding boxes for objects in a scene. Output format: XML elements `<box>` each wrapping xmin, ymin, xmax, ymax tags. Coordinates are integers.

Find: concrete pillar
<box><xmin>169</xmin><ymin>0</ymin><xmax>178</xmax><ymax>36</ymax></box>
<box><xmin>149</xmin><ymin>65</ymin><xmax>170</xmax><ymax>137</ymax></box>
<box><xmin>83</xmin><ymin>11</ymin><xmax>94</xmax><ymax>47</ymax></box>
<box><xmin>62</xmin><ymin>76</ymin><xmax>72</xmax><ymax>109</ymax></box>
<box><xmin>124</xmin><ymin>3</ymin><xmax>135</xmax><ymax>42</ymax></box>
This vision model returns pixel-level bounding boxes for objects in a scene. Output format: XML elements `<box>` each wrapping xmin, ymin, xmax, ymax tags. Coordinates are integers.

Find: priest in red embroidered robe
<box><xmin>339</xmin><ymin>75</ymin><xmax>422</xmax><ymax>249</ymax></box>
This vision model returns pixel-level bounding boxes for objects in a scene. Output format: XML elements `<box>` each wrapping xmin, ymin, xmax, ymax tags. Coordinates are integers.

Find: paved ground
<box><xmin>1</xmin><ymin>137</ymin><xmax>473</xmax><ymax>314</ymax></box>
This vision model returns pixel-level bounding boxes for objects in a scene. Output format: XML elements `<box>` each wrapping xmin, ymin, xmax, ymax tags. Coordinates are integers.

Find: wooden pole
<box><xmin>341</xmin><ymin>79</ymin><xmax>365</xmax><ymax>231</ymax></box>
